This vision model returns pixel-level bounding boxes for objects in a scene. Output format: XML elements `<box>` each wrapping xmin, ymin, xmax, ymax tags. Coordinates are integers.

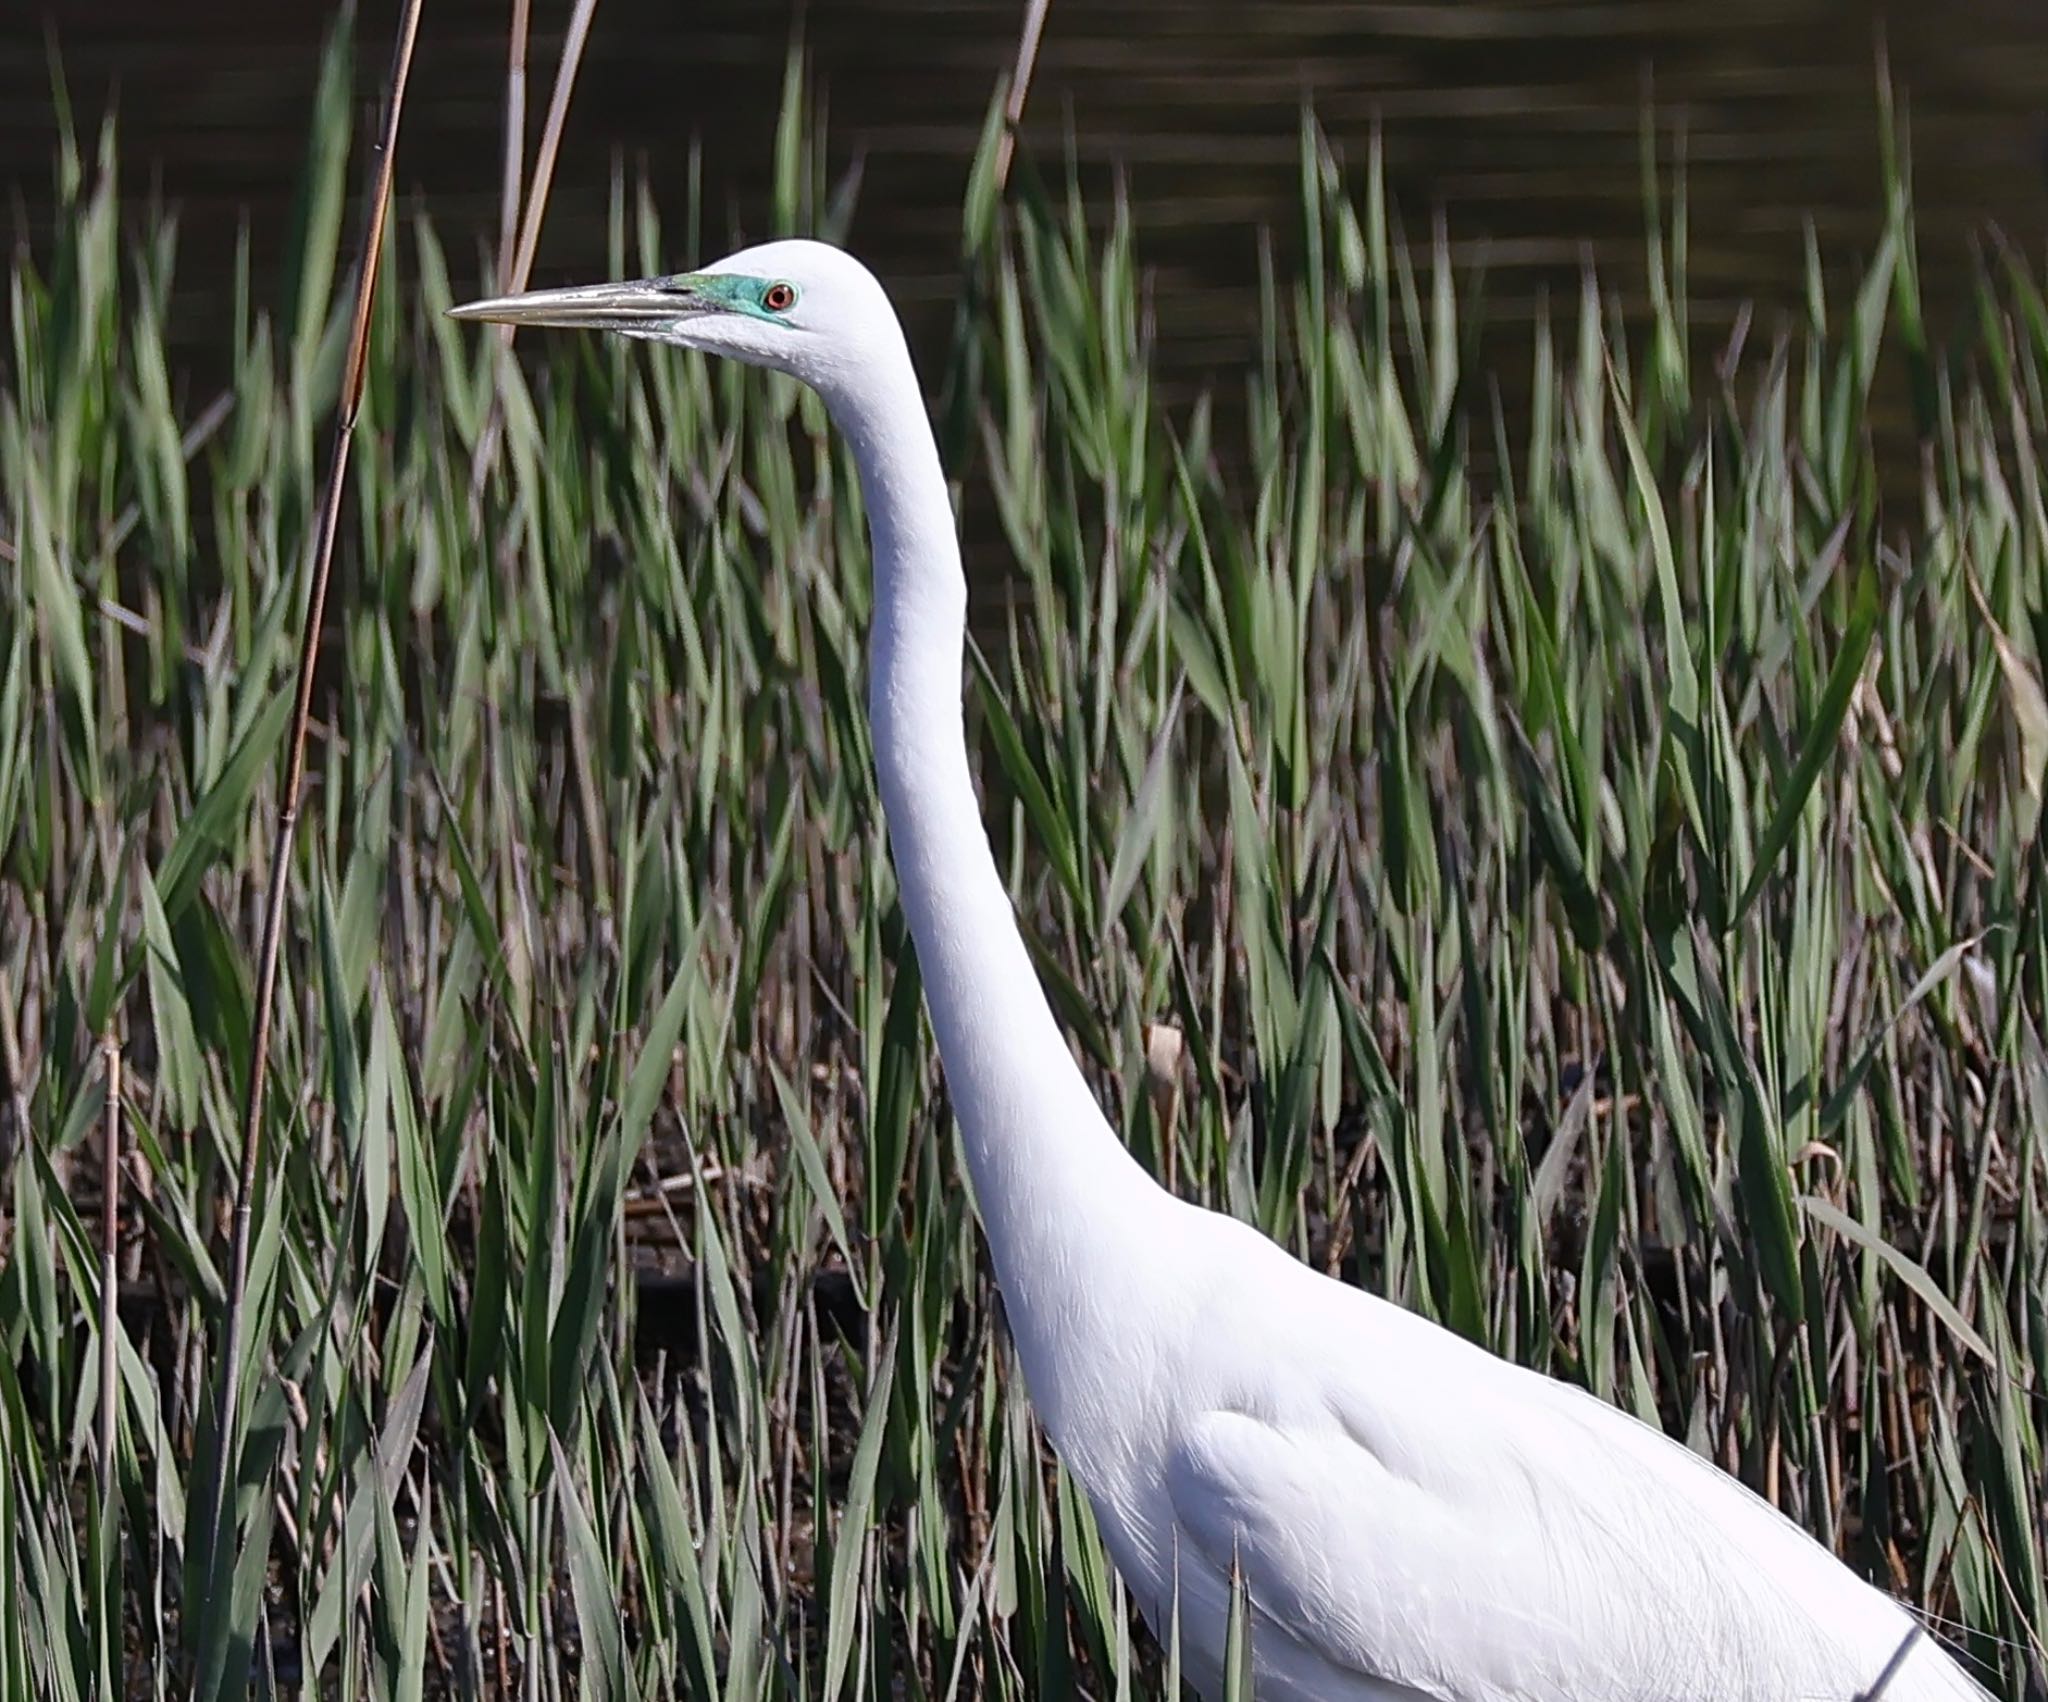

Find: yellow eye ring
<box><xmin>764</xmin><ymin>282</ymin><xmax>797</xmax><ymax>312</ymax></box>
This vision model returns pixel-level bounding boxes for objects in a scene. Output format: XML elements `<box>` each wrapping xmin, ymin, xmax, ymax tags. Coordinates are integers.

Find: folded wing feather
<box><xmin>1164</xmin><ymin>1352</ymin><xmax>1983</xmax><ymax>1702</ymax></box>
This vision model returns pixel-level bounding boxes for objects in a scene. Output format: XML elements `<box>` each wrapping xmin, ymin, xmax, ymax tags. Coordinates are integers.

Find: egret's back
<box><xmin>1063</xmin><ymin>1203</ymin><xmax>1990</xmax><ymax>1702</ymax></box>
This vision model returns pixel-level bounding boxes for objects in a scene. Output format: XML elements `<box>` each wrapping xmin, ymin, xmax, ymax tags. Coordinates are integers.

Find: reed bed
<box><xmin>0</xmin><ymin>20</ymin><xmax>2043</xmax><ymax>1700</ymax></box>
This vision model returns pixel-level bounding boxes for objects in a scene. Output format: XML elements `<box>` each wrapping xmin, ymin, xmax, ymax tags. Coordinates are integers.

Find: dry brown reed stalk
<box><xmin>994</xmin><ymin>0</ymin><xmax>1050</xmax><ymax>192</ymax></box>
<box><xmin>198</xmin><ymin>0</ymin><xmax>427</xmax><ymax>1609</ymax></box>
<box><xmin>498</xmin><ymin>0</ymin><xmax>532</xmax><ymax>283</ymax></box>
<box><xmin>466</xmin><ymin>0</ymin><xmax>603</xmax><ymax>515</ymax></box>
<box><xmin>506</xmin><ymin>0</ymin><xmax>601</xmax><ymax>293</ymax></box>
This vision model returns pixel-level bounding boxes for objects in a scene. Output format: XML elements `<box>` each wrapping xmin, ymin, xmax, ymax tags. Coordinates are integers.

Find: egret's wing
<box><xmin>1165</xmin><ymin>1346</ymin><xmax>1976</xmax><ymax>1702</ymax></box>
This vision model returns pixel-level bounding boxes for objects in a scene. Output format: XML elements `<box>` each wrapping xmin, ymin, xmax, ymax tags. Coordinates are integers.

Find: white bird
<box><xmin>453</xmin><ymin>240</ymin><xmax>1993</xmax><ymax>1702</ymax></box>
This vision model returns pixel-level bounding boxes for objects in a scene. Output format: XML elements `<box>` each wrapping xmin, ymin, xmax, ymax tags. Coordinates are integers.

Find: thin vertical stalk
<box><xmin>498</xmin><ymin>0</ymin><xmax>532</xmax><ymax>289</ymax></box>
<box><xmin>97</xmin><ymin>1031</ymin><xmax>120</xmax><ymax>1490</ymax></box>
<box><xmin>96</xmin><ymin>1030</ymin><xmax>121</xmax><ymax>1702</ymax></box>
<box><xmin>994</xmin><ymin>0</ymin><xmax>1050</xmax><ymax>191</ymax></box>
<box><xmin>466</xmin><ymin>0</ymin><xmax>603</xmax><ymax>514</ymax></box>
<box><xmin>0</xmin><ymin>964</ymin><xmax>26</xmax><ymax>1172</ymax></box>
<box><xmin>198</xmin><ymin>0</ymin><xmax>426</xmax><ymax>1618</ymax></box>
<box><xmin>507</xmin><ymin>0</ymin><xmax>600</xmax><ymax>294</ymax></box>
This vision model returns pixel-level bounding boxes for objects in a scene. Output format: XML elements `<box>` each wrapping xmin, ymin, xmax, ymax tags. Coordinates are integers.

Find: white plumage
<box><xmin>453</xmin><ymin>238</ymin><xmax>1991</xmax><ymax>1702</ymax></box>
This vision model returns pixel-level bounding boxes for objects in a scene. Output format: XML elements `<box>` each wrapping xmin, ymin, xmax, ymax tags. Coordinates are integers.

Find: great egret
<box><xmin>452</xmin><ymin>240</ymin><xmax>1992</xmax><ymax>1701</ymax></box>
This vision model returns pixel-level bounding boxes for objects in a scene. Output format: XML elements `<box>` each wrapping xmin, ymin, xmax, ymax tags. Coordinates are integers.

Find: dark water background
<box><xmin>6</xmin><ymin>1</ymin><xmax>2048</xmax><ymax>433</ymax></box>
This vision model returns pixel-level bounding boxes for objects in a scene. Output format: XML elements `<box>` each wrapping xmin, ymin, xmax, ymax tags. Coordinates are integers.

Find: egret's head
<box><xmin>448</xmin><ymin>238</ymin><xmax>900</xmax><ymax>410</ymax></box>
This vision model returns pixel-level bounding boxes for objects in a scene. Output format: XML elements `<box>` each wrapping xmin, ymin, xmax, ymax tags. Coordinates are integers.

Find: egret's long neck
<box><xmin>825</xmin><ymin>349</ymin><xmax>1161</xmax><ymax>1352</ymax></box>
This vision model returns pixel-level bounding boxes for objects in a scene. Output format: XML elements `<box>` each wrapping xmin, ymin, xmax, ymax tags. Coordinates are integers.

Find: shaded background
<box><xmin>5</xmin><ymin>0</ymin><xmax>2048</xmax><ymax>417</ymax></box>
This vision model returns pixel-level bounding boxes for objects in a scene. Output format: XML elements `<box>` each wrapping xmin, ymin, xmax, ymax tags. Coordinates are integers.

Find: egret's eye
<box><xmin>763</xmin><ymin>282</ymin><xmax>798</xmax><ymax>313</ymax></box>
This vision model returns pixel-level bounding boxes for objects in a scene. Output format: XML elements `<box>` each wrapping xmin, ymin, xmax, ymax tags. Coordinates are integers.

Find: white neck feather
<box><xmin>819</xmin><ymin>337</ymin><xmax>1164</xmax><ymax>1420</ymax></box>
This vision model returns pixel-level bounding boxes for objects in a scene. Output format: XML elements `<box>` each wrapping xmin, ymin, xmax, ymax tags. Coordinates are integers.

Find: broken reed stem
<box><xmin>199</xmin><ymin>0</ymin><xmax>426</xmax><ymax>1609</ymax></box>
<box><xmin>1855</xmin><ymin>1624</ymin><xmax>1922</xmax><ymax>1700</ymax></box>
